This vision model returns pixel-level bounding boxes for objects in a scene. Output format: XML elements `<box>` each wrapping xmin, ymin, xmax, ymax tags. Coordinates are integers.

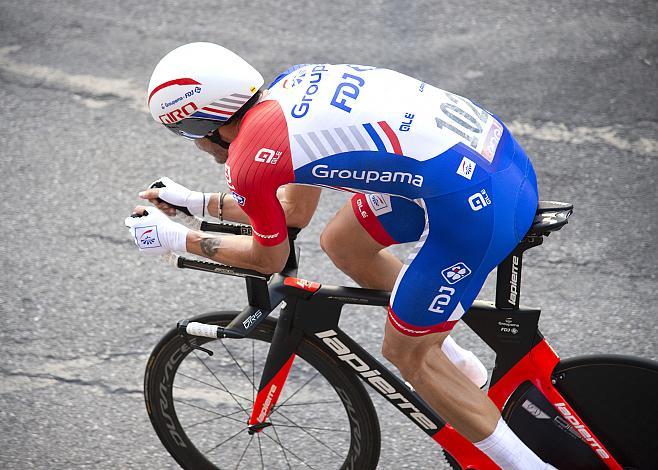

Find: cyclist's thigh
<box><xmin>350</xmin><ymin>193</ymin><xmax>425</xmax><ymax>246</ymax></box>
<box><xmin>388</xmin><ymin>150</ymin><xmax>537</xmax><ymax>335</ymax></box>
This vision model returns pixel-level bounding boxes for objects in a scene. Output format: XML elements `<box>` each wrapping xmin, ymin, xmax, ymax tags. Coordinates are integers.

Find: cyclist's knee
<box><xmin>320</xmin><ymin>223</ymin><xmax>344</xmax><ymax>262</ymax></box>
<box><xmin>321</xmin><ymin>203</ymin><xmax>375</xmax><ymax>269</ymax></box>
<box><xmin>383</xmin><ymin>322</ymin><xmax>451</xmax><ymax>381</ymax></box>
<box><xmin>382</xmin><ymin>340</ymin><xmax>426</xmax><ymax>382</ymax></box>
<box><xmin>382</xmin><ymin>334</ymin><xmax>424</xmax><ymax>380</ymax></box>
<box><xmin>381</xmin><ymin>336</ymin><xmax>405</xmax><ymax>367</ymax></box>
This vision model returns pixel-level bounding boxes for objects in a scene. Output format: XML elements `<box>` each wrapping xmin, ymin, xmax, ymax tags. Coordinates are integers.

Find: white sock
<box><xmin>475</xmin><ymin>418</ymin><xmax>553</xmax><ymax>470</ymax></box>
<box><xmin>441</xmin><ymin>335</ymin><xmax>488</xmax><ymax>388</ymax></box>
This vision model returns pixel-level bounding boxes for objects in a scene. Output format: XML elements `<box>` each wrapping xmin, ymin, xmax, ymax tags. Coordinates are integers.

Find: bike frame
<box><xmin>173</xmin><ymin>222</ymin><xmax>622</xmax><ymax>470</ymax></box>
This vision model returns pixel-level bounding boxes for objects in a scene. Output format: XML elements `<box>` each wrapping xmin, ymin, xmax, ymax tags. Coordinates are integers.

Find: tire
<box><xmin>145</xmin><ymin>311</ymin><xmax>381</xmax><ymax>470</ymax></box>
<box><xmin>503</xmin><ymin>355</ymin><xmax>658</xmax><ymax>469</ymax></box>
<box><xmin>442</xmin><ymin>450</ymin><xmax>460</xmax><ymax>469</ymax></box>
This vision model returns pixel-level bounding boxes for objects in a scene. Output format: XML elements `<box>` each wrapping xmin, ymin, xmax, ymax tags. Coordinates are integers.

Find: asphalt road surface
<box><xmin>1</xmin><ymin>1</ymin><xmax>656</xmax><ymax>468</ymax></box>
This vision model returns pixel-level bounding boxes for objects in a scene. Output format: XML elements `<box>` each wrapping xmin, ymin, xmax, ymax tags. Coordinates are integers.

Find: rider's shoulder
<box><xmin>232</xmin><ymin>100</ymin><xmax>288</xmax><ymax>153</ymax></box>
<box><xmin>227</xmin><ymin>100</ymin><xmax>292</xmax><ymax>175</ymax></box>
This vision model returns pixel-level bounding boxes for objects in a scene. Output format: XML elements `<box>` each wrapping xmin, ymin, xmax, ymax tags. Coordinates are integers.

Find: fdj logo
<box><xmin>468</xmin><ymin>189</ymin><xmax>491</xmax><ymax>211</ymax></box>
<box><xmin>330</xmin><ymin>72</ymin><xmax>365</xmax><ymax>113</ymax></box>
<box><xmin>254</xmin><ymin>148</ymin><xmax>282</xmax><ymax>164</ymax></box>
<box><xmin>428</xmin><ymin>286</ymin><xmax>455</xmax><ymax>314</ymax></box>
<box><xmin>441</xmin><ymin>262</ymin><xmax>471</xmax><ymax>284</ymax></box>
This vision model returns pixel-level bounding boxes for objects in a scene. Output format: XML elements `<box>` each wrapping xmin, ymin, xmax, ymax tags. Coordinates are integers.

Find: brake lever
<box><xmin>130</xmin><ymin>210</ymin><xmax>149</xmax><ymax>217</ymax></box>
<box><xmin>177</xmin><ymin>320</ymin><xmax>214</xmax><ymax>356</ymax></box>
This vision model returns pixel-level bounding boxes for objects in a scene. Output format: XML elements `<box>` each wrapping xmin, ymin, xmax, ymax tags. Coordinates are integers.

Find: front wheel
<box><xmin>144</xmin><ymin>311</ymin><xmax>381</xmax><ymax>470</ymax></box>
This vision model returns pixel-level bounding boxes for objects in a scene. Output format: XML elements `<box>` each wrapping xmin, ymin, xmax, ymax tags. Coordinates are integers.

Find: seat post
<box><xmin>495</xmin><ymin>200</ymin><xmax>573</xmax><ymax>309</ymax></box>
<box><xmin>495</xmin><ymin>235</ymin><xmax>543</xmax><ymax>310</ymax></box>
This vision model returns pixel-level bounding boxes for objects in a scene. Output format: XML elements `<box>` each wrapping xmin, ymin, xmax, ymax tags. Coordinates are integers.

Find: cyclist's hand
<box><xmin>139</xmin><ymin>177</ymin><xmax>207</xmax><ymax>217</ymax></box>
<box><xmin>124</xmin><ymin>206</ymin><xmax>190</xmax><ymax>255</ymax></box>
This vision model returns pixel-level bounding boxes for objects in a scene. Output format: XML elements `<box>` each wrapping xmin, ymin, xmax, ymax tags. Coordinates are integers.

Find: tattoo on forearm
<box><xmin>200</xmin><ymin>237</ymin><xmax>222</xmax><ymax>258</ymax></box>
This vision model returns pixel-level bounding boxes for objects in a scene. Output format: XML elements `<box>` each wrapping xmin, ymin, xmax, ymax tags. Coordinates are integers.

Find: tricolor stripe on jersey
<box><xmin>291</xmin><ymin>121</ymin><xmax>402</xmax><ymax>165</ymax></box>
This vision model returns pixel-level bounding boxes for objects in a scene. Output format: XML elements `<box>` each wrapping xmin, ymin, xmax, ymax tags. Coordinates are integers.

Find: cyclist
<box><xmin>127</xmin><ymin>43</ymin><xmax>549</xmax><ymax>469</ymax></box>
<box><xmin>143</xmin><ymin>121</ymin><xmax>487</xmax><ymax>389</ymax></box>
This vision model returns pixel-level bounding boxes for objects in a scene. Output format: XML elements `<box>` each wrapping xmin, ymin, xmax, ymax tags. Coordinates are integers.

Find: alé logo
<box><xmin>225</xmin><ymin>164</ymin><xmax>235</xmax><ymax>190</ymax></box>
<box><xmin>468</xmin><ymin>189</ymin><xmax>491</xmax><ymax>211</ymax></box>
<box><xmin>255</xmin><ymin>148</ymin><xmax>282</xmax><ymax>165</ymax></box>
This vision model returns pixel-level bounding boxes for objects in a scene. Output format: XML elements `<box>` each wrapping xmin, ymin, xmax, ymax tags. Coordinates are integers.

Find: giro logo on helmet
<box><xmin>158</xmin><ymin>102</ymin><xmax>198</xmax><ymax>124</ymax></box>
<box><xmin>148</xmin><ymin>42</ymin><xmax>265</xmax><ymax>138</ymax></box>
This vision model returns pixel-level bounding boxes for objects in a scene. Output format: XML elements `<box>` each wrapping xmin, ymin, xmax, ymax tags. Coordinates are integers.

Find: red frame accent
<box><xmin>284</xmin><ymin>277</ymin><xmax>321</xmax><ymax>293</ymax></box>
<box><xmin>249</xmin><ymin>354</ymin><xmax>296</xmax><ymax>426</ymax></box>
<box><xmin>432</xmin><ymin>339</ymin><xmax>623</xmax><ymax>469</ymax></box>
<box><xmin>433</xmin><ymin>425</ymin><xmax>496</xmax><ymax>469</ymax></box>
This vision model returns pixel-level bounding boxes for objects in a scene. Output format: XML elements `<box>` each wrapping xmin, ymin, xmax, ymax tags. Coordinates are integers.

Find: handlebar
<box><xmin>165</xmin><ymin>212</ymin><xmax>301</xmax><ymax>279</ymax></box>
<box><xmin>161</xmin><ymin>215</ymin><xmax>303</xmax><ymax>342</ymax></box>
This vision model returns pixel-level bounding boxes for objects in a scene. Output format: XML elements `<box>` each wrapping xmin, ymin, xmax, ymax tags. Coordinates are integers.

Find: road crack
<box><xmin>0</xmin><ymin>368</ymin><xmax>142</xmax><ymax>396</ymax></box>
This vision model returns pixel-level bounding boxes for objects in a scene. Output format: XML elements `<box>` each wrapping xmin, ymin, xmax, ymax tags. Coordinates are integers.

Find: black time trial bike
<box><xmin>143</xmin><ymin>200</ymin><xmax>658</xmax><ymax>469</ymax></box>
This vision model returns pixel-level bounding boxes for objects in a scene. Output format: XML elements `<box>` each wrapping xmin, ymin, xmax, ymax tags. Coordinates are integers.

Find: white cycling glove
<box><xmin>150</xmin><ymin>177</ymin><xmax>210</xmax><ymax>217</ymax></box>
<box><xmin>125</xmin><ymin>207</ymin><xmax>190</xmax><ymax>255</ymax></box>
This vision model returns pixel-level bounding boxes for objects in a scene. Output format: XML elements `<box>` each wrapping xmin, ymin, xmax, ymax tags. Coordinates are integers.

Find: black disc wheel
<box><xmin>552</xmin><ymin>355</ymin><xmax>658</xmax><ymax>469</ymax></box>
<box><xmin>503</xmin><ymin>354</ymin><xmax>658</xmax><ymax>469</ymax></box>
<box><xmin>145</xmin><ymin>311</ymin><xmax>381</xmax><ymax>470</ymax></box>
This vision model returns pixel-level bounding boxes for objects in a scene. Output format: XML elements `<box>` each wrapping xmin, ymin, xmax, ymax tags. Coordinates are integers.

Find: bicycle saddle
<box><xmin>528</xmin><ymin>200</ymin><xmax>573</xmax><ymax>236</ymax></box>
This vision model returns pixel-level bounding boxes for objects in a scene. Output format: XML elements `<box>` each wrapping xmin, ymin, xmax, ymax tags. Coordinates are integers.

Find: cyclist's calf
<box><xmin>382</xmin><ymin>321</ymin><xmax>500</xmax><ymax>442</ymax></box>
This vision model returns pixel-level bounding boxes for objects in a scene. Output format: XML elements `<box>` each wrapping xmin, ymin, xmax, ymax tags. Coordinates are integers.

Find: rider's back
<box><xmin>226</xmin><ymin>63</ymin><xmax>534</xmax><ymax>245</ymax></box>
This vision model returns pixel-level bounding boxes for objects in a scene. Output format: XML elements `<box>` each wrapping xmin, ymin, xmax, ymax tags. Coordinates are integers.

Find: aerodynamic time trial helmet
<box><xmin>147</xmin><ymin>42</ymin><xmax>264</xmax><ymax>139</ymax></box>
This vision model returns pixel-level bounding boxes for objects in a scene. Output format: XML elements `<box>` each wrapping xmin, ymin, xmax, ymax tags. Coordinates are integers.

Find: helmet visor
<box><xmin>164</xmin><ymin>118</ymin><xmax>224</xmax><ymax>139</ymax></box>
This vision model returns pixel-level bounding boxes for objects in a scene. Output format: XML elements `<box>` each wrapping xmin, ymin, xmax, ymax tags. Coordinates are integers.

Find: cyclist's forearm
<box><xmin>206</xmin><ymin>193</ymin><xmax>250</xmax><ymax>224</ymax></box>
<box><xmin>205</xmin><ymin>186</ymin><xmax>320</xmax><ymax>228</ymax></box>
<box><xmin>185</xmin><ymin>231</ymin><xmax>289</xmax><ymax>274</ymax></box>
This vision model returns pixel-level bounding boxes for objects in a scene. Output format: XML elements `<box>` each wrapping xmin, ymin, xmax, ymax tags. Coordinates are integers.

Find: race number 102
<box><xmin>435</xmin><ymin>92</ymin><xmax>490</xmax><ymax>150</ymax></box>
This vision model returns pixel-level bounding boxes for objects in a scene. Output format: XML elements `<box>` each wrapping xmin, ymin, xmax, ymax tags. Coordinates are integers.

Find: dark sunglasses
<box><xmin>164</xmin><ymin>117</ymin><xmax>225</xmax><ymax>140</ymax></box>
